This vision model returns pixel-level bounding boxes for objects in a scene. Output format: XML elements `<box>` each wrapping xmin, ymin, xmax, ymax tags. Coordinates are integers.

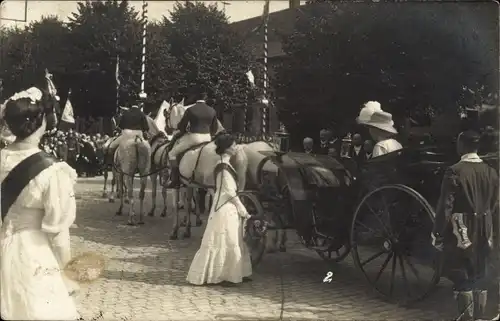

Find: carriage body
<box><xmin>258</xmin><ymin>147</ymin><xmax>463</xmax><ymax>304</ymax></box>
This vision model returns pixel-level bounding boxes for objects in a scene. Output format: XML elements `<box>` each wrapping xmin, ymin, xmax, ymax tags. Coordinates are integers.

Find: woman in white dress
<box><xmin>187</xmin><ymin>134</ymin><xmax>252</xmax><ymax>285</ymax></box>
<box><xmin>364</xmin><ymin>110</ymin><xmax>403</xmax><ymax>158</ymax></box>
<box><xmin>0</xmin><ymin>87</ymin><xmax>80</xmax><ymax>320</ymax></box>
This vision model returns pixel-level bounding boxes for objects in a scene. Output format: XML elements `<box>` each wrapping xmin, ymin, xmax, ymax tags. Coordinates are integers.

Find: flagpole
<box><xmin>115</xmin><ymin>52</ymin><xmax>120</xmax><ymax>114</ymax></box>
<box><xmin>261</xmin><ymin>0</ymin><xmax>270</xmax><ymax>137</ymax></box>
<box><xmin>139</xmin><ymin>0</ymin><xmax>148</xmax><ymax>103</ymax></box>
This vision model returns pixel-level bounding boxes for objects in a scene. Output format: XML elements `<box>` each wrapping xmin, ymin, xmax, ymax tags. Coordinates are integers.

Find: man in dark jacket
<box><xmin>107</xmin><ymin>104</ymin><xmax>150</xmax><ymax>154</ymax></box>
<box><xmin>433</xmin><ymin>130</ymin><xmax>499</xmax><ymax>321</ymax></box>
<box><xmin>165</xmin><ymin>91</ymin><xmax>219</xmax><ymax>188</ymax></box>
<box><xmin>349</xmin><ymin>133</ymin><xmax>366</xmax><ymax>163</ymax></box>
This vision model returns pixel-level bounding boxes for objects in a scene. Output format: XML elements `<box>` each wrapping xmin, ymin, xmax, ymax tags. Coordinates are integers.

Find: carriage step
<box><xmin>310</xmin><ymin>245</ymin><xmax>330</xmax><ymax>252</ymax></box>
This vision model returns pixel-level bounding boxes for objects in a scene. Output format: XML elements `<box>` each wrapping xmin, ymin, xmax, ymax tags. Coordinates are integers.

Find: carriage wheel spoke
<box><xmin>402</xmin><ymin>255</ymin><xmax>421</xmax><ymax>283</ymax></box>
<box><xmin>355</xmin><ymin>220</ymin><xmax>378</xmax><ymax>234</ymax></box>
<box><xmin>398</xmin><ymin>254</ymin><xmax>412</xmax><ymax>297</ymax></box>
<box><xmin>365</xmin><ymin>201</ymin><xmax>393</xmax><ymax>237</ymax></box>
<box><xmin>380</xmin><ymin>194</ymin><xmax>394</xmax><ymax>233</ymax></box>
<box><xmin>389</xmin><ymin>253</ymin><xmax>397</xmax><ymax>296</ymax></box>
<box><xmin>373</xmin><ymin>252</ymin><xmax>393</xmax><ymax>284</ymax></box>
<box><xmin>361</xmin><ymin>250</ymin><xmax>386</xmax><ymax>267</ymax></box>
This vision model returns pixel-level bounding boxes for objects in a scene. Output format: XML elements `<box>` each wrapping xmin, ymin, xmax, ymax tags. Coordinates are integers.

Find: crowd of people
<box><xmin>39</xmin><ymin>129</ymin><xmax>109</xmax><ymax>177</ymax></box>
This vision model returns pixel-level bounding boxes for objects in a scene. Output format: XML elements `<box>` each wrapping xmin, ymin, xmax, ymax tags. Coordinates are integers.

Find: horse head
<box><xmin>164</xmin><ymin>99</ymin><xmax>190</xmax><ymax>133</ymax></box>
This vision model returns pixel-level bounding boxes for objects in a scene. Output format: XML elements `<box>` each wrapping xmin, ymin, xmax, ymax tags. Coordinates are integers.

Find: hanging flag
<box><xmin>45</xmin><ymin>69</ymin><xmax>59</xmax><ymax>101</ymax></box>
<box><xmin>246</xmin><ymin>70</ymin><xmax>255</xmax><ymax>87</ymax></box>
<box><xmin>61</xmin><ymin>90</ymin><xmax>75</xmax><ymax>124</ymax></box>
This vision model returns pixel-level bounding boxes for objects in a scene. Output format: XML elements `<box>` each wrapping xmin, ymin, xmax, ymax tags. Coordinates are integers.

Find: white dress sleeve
<box><xmin>217</xmin><ymin>168</ymin><xmax>248</xmax><ymax>217</ymax></box>
<box><xmin>372</xmin><ymin>143</ymin><xmax>386</xmax><ymax>158</ymax></box>
<box><xmin>41</xmin><ymin>162</ymin><xmax>77</xmax><ymax>247</ymax></box>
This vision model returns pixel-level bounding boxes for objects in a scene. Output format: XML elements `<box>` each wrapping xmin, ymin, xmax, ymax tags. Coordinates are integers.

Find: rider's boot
<box><xmin>166</xmin><ymin>158</ymin><xmax>180</xmax><ymax>188</ymax></box>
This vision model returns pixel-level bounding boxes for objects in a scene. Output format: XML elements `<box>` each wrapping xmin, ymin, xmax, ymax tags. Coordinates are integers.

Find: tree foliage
<box><xmin>276</xmin><ymin>1</ymin><xmax>498</xmax><ymax>139</ymax></box>
<box><xmin>0</xmin><ymin>16</ymin><xmax>70</xmax><ymax>99</ymax></box>
<box><xmin>66</xmin><ymin>0</ymin><xmax>142</xmax><ymax>115</ymax></box>
<box><xmin>161</xmin><ymin>1</ymin><xmax>255</xmax><ymax>112</ymax></box>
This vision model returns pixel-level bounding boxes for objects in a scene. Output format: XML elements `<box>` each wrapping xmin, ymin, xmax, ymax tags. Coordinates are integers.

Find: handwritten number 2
<box><xmin>323</xmin><ymin>271</ymin><xmax>333</xmax><ymax>283</ymax></box>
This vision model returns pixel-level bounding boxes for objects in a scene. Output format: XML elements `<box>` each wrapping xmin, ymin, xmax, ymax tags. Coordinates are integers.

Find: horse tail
<box><xmin>134</xmin><ymin>135</ymin><xmax>151</xmax><ymax>176</ymax></box>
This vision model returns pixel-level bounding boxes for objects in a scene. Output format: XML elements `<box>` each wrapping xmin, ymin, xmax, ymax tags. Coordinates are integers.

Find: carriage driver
<box><xmin>165</xmin><ymin>90</ymin><xmax>219</xmax><ymax>188</ymax></box>
<box><xmin>107</xmin><ymin>103</ymin><xmax>150</xmax><ymax>155</ymax></box>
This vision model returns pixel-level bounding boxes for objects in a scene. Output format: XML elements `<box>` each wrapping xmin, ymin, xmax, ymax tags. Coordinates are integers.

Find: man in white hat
<box><xmin>364</xmin><ymin>110</ymin><xmax>402</xmax><ymax>158</ymax></box>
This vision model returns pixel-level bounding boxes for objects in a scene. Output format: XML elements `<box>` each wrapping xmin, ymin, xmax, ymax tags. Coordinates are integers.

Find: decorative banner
<box><xmin>61</xmin><ymin>90</ymin><xmax>75</xmax><ymax>124</ymax></box>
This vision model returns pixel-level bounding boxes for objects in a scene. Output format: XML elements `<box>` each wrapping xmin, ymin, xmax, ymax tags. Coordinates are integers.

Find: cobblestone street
<box><xmin>73</xmin><ymin>177</ymin><xmax>457</xmax><ymax>320</ymax></box>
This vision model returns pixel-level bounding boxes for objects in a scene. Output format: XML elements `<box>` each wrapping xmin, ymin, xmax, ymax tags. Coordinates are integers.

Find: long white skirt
<box><xmin>186</xmin><ymin>203</ymin><xmax>252</xmax><ymax>285</ymax></box>
<box><xmin>0</xmin><ymin>229</ymin><xmax>79</xmax><ymax>320</ymax></box>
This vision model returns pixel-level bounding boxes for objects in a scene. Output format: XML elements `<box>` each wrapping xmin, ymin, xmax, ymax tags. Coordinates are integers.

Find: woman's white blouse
<box><xmin>0</xmin><ymin>148</ymin><xmax>77</xmax><ymax>246</ymax></box>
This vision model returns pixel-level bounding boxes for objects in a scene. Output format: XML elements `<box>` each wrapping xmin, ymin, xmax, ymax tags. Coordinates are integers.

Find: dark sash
<box><xmin>1</xmin><ymin>151</ymin><xmax>57</xmax><ymax>221</ymax></box>
<box><xmin>214</xmin><ymin>162</ymin><xmax>238</xmax><ymax>190</ymax></box>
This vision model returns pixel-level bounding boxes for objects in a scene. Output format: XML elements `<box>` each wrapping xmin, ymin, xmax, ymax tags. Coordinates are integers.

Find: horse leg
<box><xmin>124</xmin><ymin>179</ymin><xmax>130</xmax><ymax>204</ymax></box>
<box><xmin>267</xmin><ymin>230</ymin><xmax>280</xmax><ymax>253</ymax></box>
<box><xmin>148</xmin><ymin>172</ymin><xmax>157</xmax><ymax>217</ymax></box>
<box><xmin>109</xmin><ymin>170</ymin><xmax>116</xmax><ymax>203</ymax></box>
<box><xmin>279</xmin><ymin>230</ymin><xmax>288</xmax><ymax>252</ymax></box>
<box><xmin>194</xmin><ymin>188</ymin><xmax>203</xmax><ymax>227</ymax></box>
<box><xmin>126</xmin><ymin>175</ymin><xmax>136</xmax><ymax>225</ymax></box>
<box><xmin>102</xmin><ymin>168</ymin><xmax>108</xmax><ymax>198</ymax></box>
<box><xmin>183</xmin><ymin>188</ymin><xmax>193</xmax><ymax>238</ymax></box>
<box><xmin>197</xmin><ymin>189</ymin><xmax>207</xmax><ymax>215</ymax></box>
<box><xmin>137</xmin><ymin>177</ymin><xmax>147</xmax><ymax>225</ymax></box>
<box><xmin>116</xmin><ymin>173</ymin><xmax>123</xmax><ymax>216</ymax></box>
<box><xmin>170</xmin><ymin>188</ymin><xmax>180</xmax><ymax>240</ymax></box>
<box><xmin>180</xmin><ymin>187</ymin><xmax>187</xmax><ymax>227</ymax></box>
<box><xmin>178</xmin><ymin>187</ymin><xmax>185</xmax><ymax>210</ymax></box>
<box><xmin>160</xmin><ymin>184</ymin><xmax>168</xmax><ymax>217</ymax></box>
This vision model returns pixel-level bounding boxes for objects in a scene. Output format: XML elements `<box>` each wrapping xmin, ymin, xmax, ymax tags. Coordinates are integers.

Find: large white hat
<box><xmin>365</xmin><ymin>110</ymin><xmax>398</xmax><ymax>134</ymax></box>
<box><xmin>357</xmin><ymin>101</ymin><xmax>382</xmax><ymax>124</ymax></box>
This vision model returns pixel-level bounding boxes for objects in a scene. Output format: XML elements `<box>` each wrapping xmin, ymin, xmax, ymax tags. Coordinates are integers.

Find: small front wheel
<box><xmin>239</xmin><ymin>191</ymin><xmax>267</xmax><ymax>267</ymax></box>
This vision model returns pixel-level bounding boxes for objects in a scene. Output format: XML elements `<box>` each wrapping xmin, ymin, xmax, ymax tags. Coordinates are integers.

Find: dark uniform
<box><xmin>107</xmin><ymin>106</ymin><xmax>150</xmax><ymax>153</ymax></box>
<box><xmin>67</xmin><ymin>133</ymin><xmax>79</xmax><ymax>167</ymax></box>
<box><xmin>433</xmin><ymin>152</ymin><xmax>499</xmax><ymax>320</ymax></box>
<box><xmin>166</xmin><ymin>99</ymin><xmax>219</xmax><ymax>188</ymax></box>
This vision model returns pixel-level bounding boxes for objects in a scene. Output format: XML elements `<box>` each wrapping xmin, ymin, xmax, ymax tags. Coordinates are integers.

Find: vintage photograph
<box><xmin>0</xmin><ymin>0</ymin><xmax>499</xmax><ymax>320</ymax></box>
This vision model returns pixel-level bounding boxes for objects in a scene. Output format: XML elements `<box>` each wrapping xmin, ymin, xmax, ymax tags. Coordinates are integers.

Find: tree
<box><xmin>162</xmin><ymin>1</ymin><xmax>255</xmax><ymax>113</ymax></box>
<box><xmin>67</xmin><ymin>0</ymin><xmax>142</xmax><ymax>116</ymax></box>
<box><xmin>275</xmin><ymin>1</ymin><xmax>498</xmax><ymax>141</ymax></box>
<box><xmin>0</xmin><ymin>17</ymin><xmax>69</xmax><ymax>99</ymax></box>
<box><xmin>144</xmin><ymin>21</ymin><xmax>186</xmax><ymax>107</ymax></box>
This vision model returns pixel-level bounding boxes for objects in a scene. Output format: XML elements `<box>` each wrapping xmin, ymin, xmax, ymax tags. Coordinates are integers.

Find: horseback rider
<box><xmin>107</xmin><ymin>103</ymin><xmax>150</xmax><ymax>155</ymax></box>
<box><xmin>165</xmin><ymin>90</ymin><xmax>219</xmax><ymax>188</ymax></box>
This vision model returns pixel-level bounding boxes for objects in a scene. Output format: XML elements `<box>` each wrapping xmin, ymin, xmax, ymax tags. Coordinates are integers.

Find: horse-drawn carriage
<box><xmin>240</xmin><ymin>134</ymin><xmax>497</xmax><ymax>305</ymax></box>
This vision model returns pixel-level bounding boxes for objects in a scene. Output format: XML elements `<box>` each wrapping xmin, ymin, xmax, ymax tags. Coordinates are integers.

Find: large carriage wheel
<box><xmin>350</xmin><ymin>184</ymin><xmax>440</xmax><ymax>305</ymax></box>
<box><xmin>239</xmin><ymin>191</ymin><xmax>267</xmax><ymax>267</ymax></box>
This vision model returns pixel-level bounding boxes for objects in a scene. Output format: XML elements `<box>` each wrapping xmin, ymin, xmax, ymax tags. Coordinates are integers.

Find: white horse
<box><xmin>147</xmin><ymin>99</ymin><xmax>191</xmax><ymax>218</ymax></box>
